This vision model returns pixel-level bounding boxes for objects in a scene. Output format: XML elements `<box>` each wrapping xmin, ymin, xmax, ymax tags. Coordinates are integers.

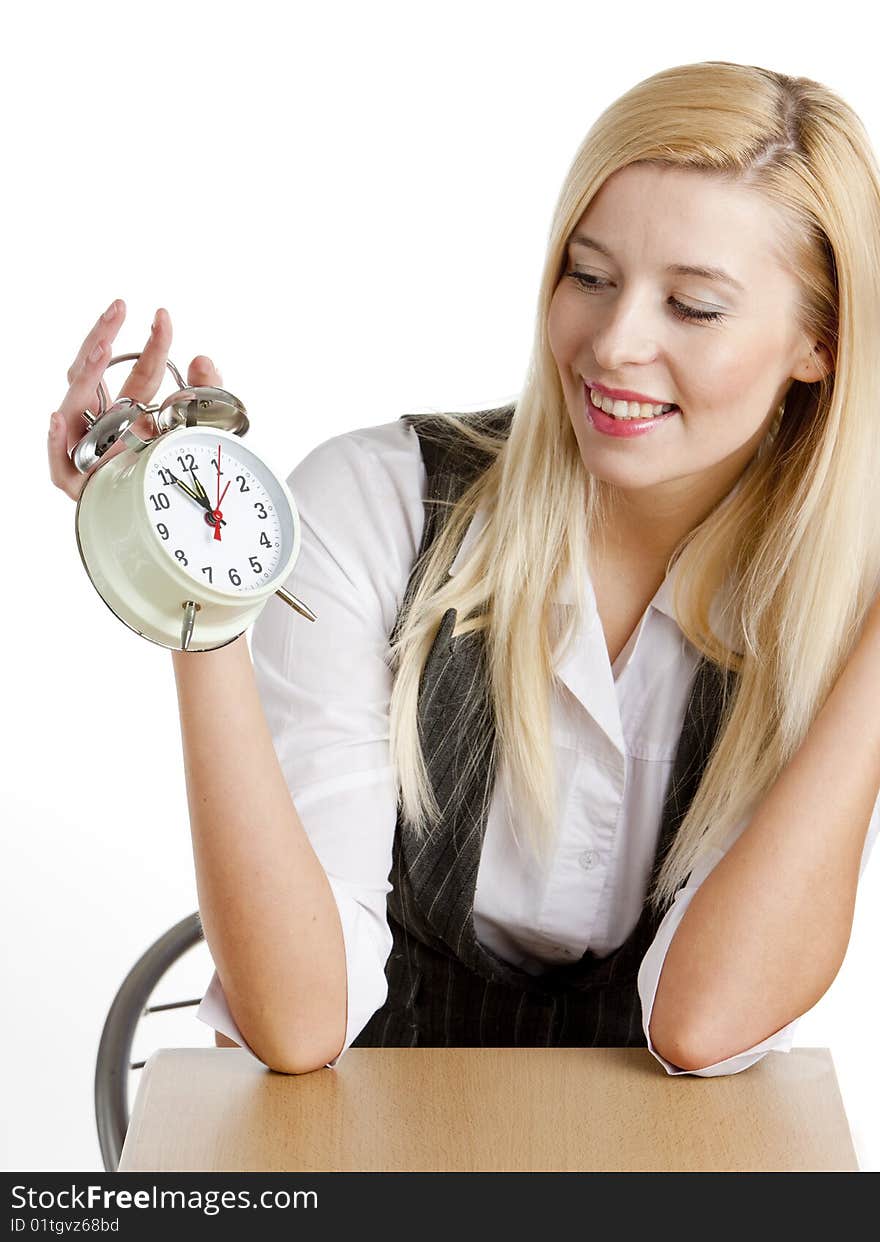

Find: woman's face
<box><xmin>547</xmin><ymin>163</ymin><xmax>825</xmax><ymax>545</ymax></box>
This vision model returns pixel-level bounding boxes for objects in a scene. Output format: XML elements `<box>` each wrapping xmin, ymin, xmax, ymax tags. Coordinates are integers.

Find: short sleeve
<box><xmin>638</xmin><ymin>793</ymin><xmax>880</xmax><ymax>1077</ymax></box>
<box><xmin>195</xmin><ymin>418</ymin><xmax>427</xmax><ymax>1068</ymax></box>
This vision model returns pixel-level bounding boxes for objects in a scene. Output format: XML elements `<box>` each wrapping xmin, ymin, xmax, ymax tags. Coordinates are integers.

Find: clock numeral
<box><xmin>201</xmin><ymin>566</ymin><xmax>213</xmax><ymax>584</ymax></box>
<box><xmin>149</xmin><ymin>493</ymin><xmax>171</xmax><ymax>511</ymax></box>
<box><xmin>249</xmin><ymin>556</ymin><xmax>263</xmax><ymax>574</ymax></box>
<box><xmin>156</xmin><ymin>523</ymin><xmax>170</xmax><ymax>541</ymax></box>
<box><xmin>158</xmin><ymin>468</ymin><xmax>175</xmax><ymax>487</ymax></box>
<box><xmin>254</xmin><ymin>502</ymin><xmax>267</xmax><ymax>519</ymax></box>
<box><xmin>210</xmin><ymin>456</ymin><xmax>225</xmax><ymax>473</ymax></box>
<box><xmin>259</xmin><ymin>532</ymin><xmax>271</xmax><ymax>548</ymax></box>
<box><xmin>177</xmin><ymin>453</ymin><xmax>196</xmax><ymax>472</ymax></box>
<box><xmin>174</xmin><ymin>549</ymin><xmax>189</xmax><ymax>567</ymax></box>
<box><xmin>236</xmin><ymin>475</ymin><xmax>250</xmax><ymax>493</ymax></box>
<box><xmin>229</xmin><ymin>568</ymin><xmax>241</xmax><ymax>586</ymax></box>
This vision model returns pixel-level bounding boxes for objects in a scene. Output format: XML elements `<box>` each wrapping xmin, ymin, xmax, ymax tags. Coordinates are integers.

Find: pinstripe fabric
<box><xmin>352</xmin><ymin>406</ymin><xmax>736</xmax><ymax>1049</ymax></box>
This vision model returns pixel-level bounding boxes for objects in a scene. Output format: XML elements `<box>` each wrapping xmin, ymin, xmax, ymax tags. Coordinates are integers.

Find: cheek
<box><xmin>684</xmin><ymin>368</ymin><xmax>742</xmax><ymax>417</ymax></box>
<box><xmin>547</xmin><ymin>287</ymin><xmax>581</xmax><ymax>363</ymax></box>
<box><xmin>684</xmin><ymin>340</ymin><xmax>784</xmax><ymax>427</ymax></box>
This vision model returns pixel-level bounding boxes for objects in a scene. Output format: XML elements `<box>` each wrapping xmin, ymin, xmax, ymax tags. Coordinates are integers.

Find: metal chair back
<box><xmin>94</xmin><ymin>912</ymin><xmax>205</xmax><ymax>1172</ymax></box>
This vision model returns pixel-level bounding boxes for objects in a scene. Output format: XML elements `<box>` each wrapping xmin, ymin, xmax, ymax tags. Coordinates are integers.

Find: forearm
<box><xmin>650</xmin><ymin>607</ymin><xmax>880</xmax><ymax>1070</ymax></box>
<box><xmin>172</xmin><ymin>633</ymin><xmax>347</xmax><ymax>1073</ymax></box>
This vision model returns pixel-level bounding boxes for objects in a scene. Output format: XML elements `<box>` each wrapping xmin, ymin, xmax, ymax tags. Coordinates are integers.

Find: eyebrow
<box><xmin>568</xmin><ymin>232</ymin><xmax>746</xmax><ymax>294</ymax></box>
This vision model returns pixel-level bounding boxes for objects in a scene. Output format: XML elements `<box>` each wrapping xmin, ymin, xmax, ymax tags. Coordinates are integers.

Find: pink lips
<box><xmin>588</xmin><ymin>380</ymin><xmax>673</xmax><ymax>406</ymax></box>
<box><xmin>583</xmin><ymin>383</ymin><xmax>678</xmax><ymax>438</ymax></box>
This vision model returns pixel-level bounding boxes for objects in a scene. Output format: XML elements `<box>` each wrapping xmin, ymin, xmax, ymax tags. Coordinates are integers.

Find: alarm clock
<box><xmin>72</xmin><ymin>353</ymin><xmax>316</xmax><ymax>652</ymax></box>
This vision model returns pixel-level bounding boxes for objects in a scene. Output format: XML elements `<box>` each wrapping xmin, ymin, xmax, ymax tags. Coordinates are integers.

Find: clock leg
<box><xmin>275</xmin><ymin>587</ymin><xmax>318</xmax><ymax>622</ymax></box>
<box><xmin>181</xmin><ymin>600</ymin><xmax>201</xmax><ymax>651</ymax></box>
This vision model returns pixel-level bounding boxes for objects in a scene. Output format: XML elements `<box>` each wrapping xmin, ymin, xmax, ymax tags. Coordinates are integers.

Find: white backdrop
<box><xmin>4</xmin><ymin>0</ymin><xmax>878</xmax><ymax>1172</ymax></box>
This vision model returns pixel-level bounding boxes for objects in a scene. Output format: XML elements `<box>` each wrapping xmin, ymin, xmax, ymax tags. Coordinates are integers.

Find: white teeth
<box><xmin>587</xmin><ymin>386</ymin><xmax>676</xmax><ymax>419</ymax></box>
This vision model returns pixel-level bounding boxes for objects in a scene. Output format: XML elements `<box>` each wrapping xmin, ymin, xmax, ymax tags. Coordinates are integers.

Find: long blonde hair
<box><xmin>388</xmin><ymin>60</ymin><xmax>880</xmax><ymax>917</ymax></box>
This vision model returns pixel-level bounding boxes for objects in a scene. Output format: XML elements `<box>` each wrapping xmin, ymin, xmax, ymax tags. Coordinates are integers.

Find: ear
<box><xmin>790</xmin><ymin>339</ymin><xmax>834</xmax><ymax>384</ymax></box>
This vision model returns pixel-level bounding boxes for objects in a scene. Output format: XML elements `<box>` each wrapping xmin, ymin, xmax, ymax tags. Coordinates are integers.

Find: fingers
<box><xmin>114</xmin><ymin>305</ymin><xmax>176</xmax><ymax>409</ymax></box>
<box><xmin>51</xmin><ymin>301</ymin><xmax>171</xmax><ymax>499</ymax></box>
<box><xmin>50</xmin><ymin>298</ymin><xmax>128</xmax><ymax>501</ymax></box>
<box><xmin>47</xmin><ymin>408</ymin><xmax>89</xmax><ymax>501</ymax></box>
<box><xmin>49</xmin><ymin>300</ymin><xmax>225</xmax><ymax>505</ymax></box>
<box><xmin>59</xmin><ymin>299</ymin><xmax>128</xmax><ymax>445</ymax></box>
<box><xmin>187</xmin><ymin>355</ymin><xmax>223</xmax><ymax>389</ymax></box>
<box><xmin>67</xmin><ymin>297</ymin><xmax>126</xmax><ymax>386</ymax></box>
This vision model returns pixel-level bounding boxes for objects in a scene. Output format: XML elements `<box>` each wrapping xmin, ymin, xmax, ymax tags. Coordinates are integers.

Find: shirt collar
<box><xmin>443</xmin><ymin>480</ymin><xmax>744</xmax><ymax>756</ymax></box>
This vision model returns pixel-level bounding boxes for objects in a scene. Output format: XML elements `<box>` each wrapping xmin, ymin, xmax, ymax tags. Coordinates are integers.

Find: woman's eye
<box><xmin>568</xmin><ymin>271</ymin><xmax>606</xmax><ymax>290</ymax></box>
<box><xmin>565</xmin><ymin>270</ymin><xmax>726</xmax><ymax>324</ymax></box>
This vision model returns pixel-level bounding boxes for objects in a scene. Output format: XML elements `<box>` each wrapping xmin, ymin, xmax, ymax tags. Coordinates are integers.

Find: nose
<box><xmin>589</xmin><ymin>290</ymin><xmax>661</xmax><ymax>371</ymax></box>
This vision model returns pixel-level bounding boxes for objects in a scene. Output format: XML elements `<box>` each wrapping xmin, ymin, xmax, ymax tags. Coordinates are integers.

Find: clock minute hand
<box><xmin>189</xmin><ymin>468</ymin><xmax>228</xmax><ymax>531</ymax></box>
<box><xmin>169</xmin><ymin>473</ymin><xmax>226</xmax><ymax>526</ymax></box>
<box><xmin>188</xmin><ymin>469</ymin><xmax>211</xmax><ymax>505</ymax></box>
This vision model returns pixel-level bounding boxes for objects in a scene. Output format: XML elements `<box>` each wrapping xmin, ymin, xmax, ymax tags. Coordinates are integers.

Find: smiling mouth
<box><xmin>583</xmin><ymin>382</ymin><xmax>680</xmax><ymax>421</ymax></box>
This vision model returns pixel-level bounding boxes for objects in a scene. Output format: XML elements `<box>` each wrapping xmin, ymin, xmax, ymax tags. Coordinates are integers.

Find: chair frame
<box><xmin>94</xmin><ymin>912</ymin><xmax>205</xmax><ymax>1172</ymax></box>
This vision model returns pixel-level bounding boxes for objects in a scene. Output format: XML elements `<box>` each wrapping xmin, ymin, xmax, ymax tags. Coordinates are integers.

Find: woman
<box><xmin>48</xmin><ymin>60</ymin><xmax>880</xmax><ymax>1077</ymax></box>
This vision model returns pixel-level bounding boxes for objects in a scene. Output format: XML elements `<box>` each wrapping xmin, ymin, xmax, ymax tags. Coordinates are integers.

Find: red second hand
<box><xmin>212</xmin><ymin>479</ymin><xmax>231</xmax><ymax>541</ymax></box>
<box><xmin>213</xmin><ymin>443</ymin><xmax>223</xmax><ymax>541</ymax></box>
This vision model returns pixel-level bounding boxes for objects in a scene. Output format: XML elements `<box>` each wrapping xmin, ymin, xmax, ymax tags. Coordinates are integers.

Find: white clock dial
<box><xmin>144</xmin><ymin>431</ymin><xmax>291</xmax><ymax>595</ymax></box>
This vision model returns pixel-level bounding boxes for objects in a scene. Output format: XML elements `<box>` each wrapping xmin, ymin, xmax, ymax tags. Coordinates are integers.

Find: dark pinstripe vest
<box><xmin>352</xmin><ymin>404</ymin><xmax>735</xmax><ymax>1049</ymax></box>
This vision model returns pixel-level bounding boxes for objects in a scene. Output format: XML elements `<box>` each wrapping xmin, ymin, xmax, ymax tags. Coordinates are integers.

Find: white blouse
<box><xmin>196</xmin><ymin>415</ymin><xmax>880</xmax><ymax>1075</ymax></box>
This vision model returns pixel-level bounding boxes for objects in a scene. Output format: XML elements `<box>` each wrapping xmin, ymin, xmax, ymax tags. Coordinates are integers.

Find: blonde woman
<box><xmin>48</xmin><ymin>61</ymin><xmax>880</xmax><ymax>1078</ymax></box>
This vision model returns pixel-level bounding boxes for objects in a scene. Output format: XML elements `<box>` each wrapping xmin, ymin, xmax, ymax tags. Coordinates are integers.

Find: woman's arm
<box><xmin>172</xmin><ymin>634</ymin><xmax>348</xmax><ymax>1074</ymax></box>
<box><xmin>649</xmin><ymin>603</ymin><xmax>880</xmax><ymax>1071</ymax></box>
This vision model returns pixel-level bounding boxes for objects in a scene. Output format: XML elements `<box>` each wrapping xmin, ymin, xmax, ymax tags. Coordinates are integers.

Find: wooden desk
<box><xmin>118</xmin><ymin>1046</ymin><xmax>858</xmax><ymax>1172</ymax></box>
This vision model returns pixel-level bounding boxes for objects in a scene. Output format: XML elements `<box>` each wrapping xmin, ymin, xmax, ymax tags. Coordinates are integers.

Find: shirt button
<box><xmin>578</xmin><ymin>849</ymin><xmax>598</xmax><ymax>870</ymax></box>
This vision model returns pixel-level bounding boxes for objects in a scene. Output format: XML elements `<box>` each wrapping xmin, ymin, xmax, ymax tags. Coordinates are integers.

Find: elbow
<box><xmin>249</xmin><ymin>1027</ymin><xmax>345</xmax><ymax>1077</ymax></box>
<box><xmin>648</xmin><ymin>981</ymin><xmax>720</xmax><ymax>1072</ymax></box>
<box><xmin>651</xmin><ymin>1015</ymin><xmax>764</xmax><ymax>1072</ymax></box>
<box><xmin>649</xmin><ymin>1012</ymin><xmax>711</xmax><ymax>1073</ymax></box>
<box><xmin>265</xmin><ymin>1056</ymin><xmax>331</xmax><ymax>1076</ymax></box>
<box><xmin>227</xmin><ymin>997</ymin><xmax>346</xmax><ymax>1076</ymax></box>
<box><xmin>655</xmin><ymin>1033</ymin><xmax>719</xmax><ymax>1073</ymax></box>
<box><xmin>653</xmin><ymin>1030</ymin><xmax>713</xmax><ymax>1072</ymax></box>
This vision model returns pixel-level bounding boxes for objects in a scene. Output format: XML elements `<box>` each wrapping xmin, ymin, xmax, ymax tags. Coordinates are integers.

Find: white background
<box><xmin>4</xmin><ymin>0</ymin><xmax>878</xmax><ymax>1172</ymax></box>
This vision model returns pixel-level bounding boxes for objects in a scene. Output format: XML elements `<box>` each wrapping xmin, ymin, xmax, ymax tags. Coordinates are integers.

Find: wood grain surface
<box><xmin>118</xmin><ymin>1046</ymin><xmax>858</xmax><ymax>1173</ymax></box>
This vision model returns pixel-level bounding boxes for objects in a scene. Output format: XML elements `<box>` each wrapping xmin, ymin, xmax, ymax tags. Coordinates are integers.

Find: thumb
<box><xmin>187</xmin><ymin>356</ymin><xmax>223</xmax><ymax>388</ymax></box>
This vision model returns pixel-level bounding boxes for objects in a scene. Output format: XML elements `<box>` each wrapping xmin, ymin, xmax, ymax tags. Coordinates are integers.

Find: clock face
<box><xmin>144</xmin><ymin>430</ymin><xmax>294</xmax><ymax>595</ymax></box>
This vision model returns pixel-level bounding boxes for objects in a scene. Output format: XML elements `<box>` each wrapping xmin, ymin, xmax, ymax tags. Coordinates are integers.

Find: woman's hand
<box><xmin>47</xmin><ymin>299</ymin><xmax>224</xmax><ymax>502</ymax></box>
